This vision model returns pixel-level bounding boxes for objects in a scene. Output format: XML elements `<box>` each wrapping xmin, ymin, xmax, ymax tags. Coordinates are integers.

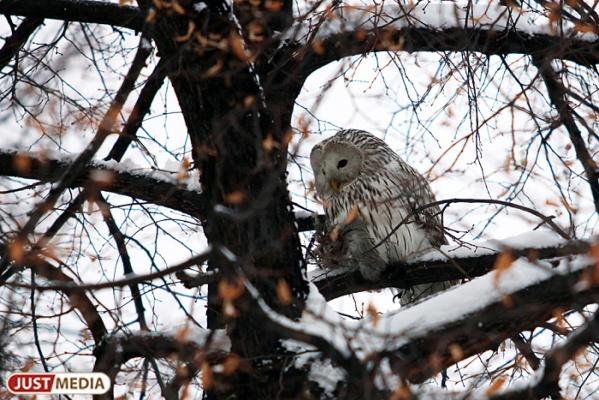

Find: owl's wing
<box><xmin>343</xmin><ymin>219</ymin><xmax>387</xmax><ymax>281</ymax></box>
<box><xmin>390</xmin><ymin>161</ymin><xmax>447</xmax><ymax>247</ymax></box>
<box><xmin>315</xmin><ymin>219</ymin><xmax>386</xmax><ymax>281</ymax></box>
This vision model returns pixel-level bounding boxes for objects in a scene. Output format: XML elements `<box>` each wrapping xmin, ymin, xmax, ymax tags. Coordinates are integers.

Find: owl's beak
<box><xmin>329</xmin><ymin>178</ymin><xmax>340</xmax><ymax>192</ymax></box>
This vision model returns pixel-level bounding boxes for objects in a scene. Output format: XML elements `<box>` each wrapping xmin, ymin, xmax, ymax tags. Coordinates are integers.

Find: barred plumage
<box><xmin>311</xmin><ymin>129</ymin><xmax>450</xmax><ymax>304</ymax></box>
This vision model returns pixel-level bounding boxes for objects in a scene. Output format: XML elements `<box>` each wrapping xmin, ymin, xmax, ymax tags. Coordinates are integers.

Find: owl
<box><xmin>310</xmin><ymin>129</ymin><xmax>452</xmax><ymax>305</ymax></box>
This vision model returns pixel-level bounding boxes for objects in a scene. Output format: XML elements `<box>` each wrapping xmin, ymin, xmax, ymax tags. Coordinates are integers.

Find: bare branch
<box><xmin>23</xmin><ymin>254</ymin><xmax>107</xmax><ymax>345</ymax></box>
<box><xmin>490</xmin><ymin>311</ymin><xmax>599</xmax><ymax>400</ymax></box>
<box><xmin>314</xmin><ymin>240</ymin><xmax>591</xmax><ymax>301</ymax></box>
<box><xmin>0</xmin><ymin>150</ymin><xmax>206</xmax><ymax>219</ymax></box>
<box><xmin>296</xmin><ymin>197</ymin><xmax>569</xmax><ymax>238</ymax></box>
<box><xmin>387</xmin><ymin>262</ymin><xmax>599</xmax><ymax>383</ymax></box>
<box><xmin>278</xmin><ymin>5</ymin><xmax>599</xmax><ymax>96</ymax></box>
<box><xmin>533</xmin><ymin>56</ymin><xmax>599</xmax><ymax>216</ymax></box>
<box><xmin>0</xmin><ymin>0</ymin><xmax>144</xmax><ymax>31</ymax></box>
<box><xmin>0</xmin><ymin>16</ymin><xmax>43</xmax><ymax>70</ymax></box>
<box><xmin>3</xmin><ymin>250</ymin><xmax>210</xmax><ymax>292</ymax></box>
<box><xmin>104</xmin><ymin>58</ymin><xmax>167</xmax><ymax>162</ymax></box>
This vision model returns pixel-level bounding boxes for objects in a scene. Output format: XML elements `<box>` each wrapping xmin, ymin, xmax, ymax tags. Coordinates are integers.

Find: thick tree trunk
<box><xmin>140</xmin><ymin>1</ymin><xmax>309</xmax><ymax>397</ymax></box>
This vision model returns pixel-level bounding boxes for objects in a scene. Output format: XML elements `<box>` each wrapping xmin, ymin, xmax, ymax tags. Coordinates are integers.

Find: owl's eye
<box><xmin>337</xmin><ymin>159</ymin><xmax>348</xmax><ymax>169</ymax></box>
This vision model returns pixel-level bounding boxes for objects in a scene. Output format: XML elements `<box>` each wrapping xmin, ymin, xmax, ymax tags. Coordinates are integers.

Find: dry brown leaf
<box><xmin>204</xmin><ymin>59</ymin><xmax>223</xmax><ymax>77</ymax></box>
<box><xmin>248</xmin><ymin>21</ymin><xmax>265</xmax><ymax>43</ymax></box>
<box><xmin>218</xmin><ymin>279</ymin><xmax>245</xmax><ymax>301</ymax></box>
<box><xmin>176</xmin><ymin>158</ymin><xmax>191</xmax><ymax>181</ymax></box>
<box><xmin>221</xmin><ymin>354</ymin><xmax>241</xmax><ymax>375</ymax></box>
<box><xmin>574</xmin><ymin>22</ymin><xmax>596</xmax><ymax>34</ymax></box>
<box><xmin>449</xmin><ymin>343</ymin><xmax>464</xmax><ymax>361</ymax></box>
<box><xmin>262</xmin><ymin>135</ymin><xmax>278</xmax><ymax>152</ymax></box>
<box><xmin>229</xmin><ymin>32</ymin><xmax>250</xmax><ymax>61</ymax></box>
<box><xmin>201</xmin><ymin>362</ymin><xmax>214</xmax><ymax>389</ymax></box>
<box><xmin>311</xmin><ymin>39</ymin><xmax>326</xmax><ymax>55</ymax></box>
<box><xmin>428</xmin><ymin>352</ymin><xmax>442</xmax><ymax>372</ymax></box>
<box><xmin>560</xmin><ymin>197</ymin><xmax>577</xmax><ymax>213</ymax></box>
<box><xmin>281</xmin><ymin>129</ymin><xmax>294</xmax><ymax>147</ymax></box>
<box><xmin>21</xmin><ymin>358</ymin><xmax>35</xmax><ymax>372</ymax></box>
<box><xmin>276</xmin><ymin>279</ymin><xmax>292</xmax><ymax>305</ymax></box>
<box><xmin>171</xmin><ymin>0</ymin><xmax>186</xmax><ymax>14</ymax></box>
<box><xmin>13</xmin><ymin>154</ymin><xmax>31</xmax><ymax>174</ymax></box>
<box><xmin>493</xmin><ymin>251</ymin><xmax>514</xmax><ymax>285</ymax></box>
<box><xmin>354</xmin><ymin>28</ymin><xmax>368</xmax><ymax>41</ymax></box>
<box><xmin>145</xmin><ymin>8</ymin><xmax>157</xmax><ymax>23</ymax></box>
<box><xmin>265</xmin><ymin>0</ymin><xmax>283</xmax><ymax>11</ymax></box>
<box><xmin>366</xmin><ymin>302</ymin><xmax>380</xmax><ymax>327</ymax></box>
<box><xmin>553</xmin><ymin>308</ymin><xmax>566</xmax><ymax>330</ymax></box>
<box><xmin>224</xmin><ymin>191</ymin><xmax>246</xmax><ymax>205</ymax></box>
<box><xmin>8</xmin><ymin>239</ymin><xmax>25</xmax><ymax>263</ymax></box>
<box><xmin>485</xmin><ymin>376</ymin><xmax>506</xmax><ymax>396</ymax></box>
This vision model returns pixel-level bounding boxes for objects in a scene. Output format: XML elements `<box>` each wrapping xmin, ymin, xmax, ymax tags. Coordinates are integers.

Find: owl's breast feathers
<box><xmin>324</xmin><ymin>164</ymin><xmax>444</xmax><ymax>262</ymax></box>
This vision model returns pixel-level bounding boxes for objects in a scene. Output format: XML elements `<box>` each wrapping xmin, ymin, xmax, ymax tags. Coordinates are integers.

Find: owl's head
<box><xmin>310</xmin><ymin>140</ymin><xmax>364</xmax><ymax>199</ymax></box>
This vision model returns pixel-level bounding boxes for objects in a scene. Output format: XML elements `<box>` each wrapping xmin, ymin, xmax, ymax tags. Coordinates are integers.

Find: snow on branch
<box><xmin>0</xmin><ymin>149</ymin><xmax>206</xmax><ymax>219</ymax></box>
<box><xmin>0</xmin><ymin>0</ymin><xmax>144</xmax><ymax>31</ymax></box>
<box><xmin>313</xmin><ymin>232</ymin><xmax>592</xmax><ymax>300</ymax></box>
<box><xmin>272</xmin><ymin>250</ymin><xmax>599</xmax><ymax>391</ymax></box>
<box><xmin>281</xmin><ymin>3</ymin><xmax>599</xmax><ymax>70</ymax></box>
<box><xmin>375</xmin><ymin>254</ymin><xmax>598</xmax><ymax>382</ymax></box>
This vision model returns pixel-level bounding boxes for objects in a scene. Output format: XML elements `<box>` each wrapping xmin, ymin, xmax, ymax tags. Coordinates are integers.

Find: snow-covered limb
<box><xmin>218</xmin><ymin>247</ymin><xmax>598</xmax><ymax>393</ymax></box>
<box><xmin>285</xmin><ymin>3</ymin><xmax>598</xmax><ymax>43</ymax></box>
<box><xmin>0</xmin><ymin>149</ymin><xmax>206</xmax><ymax>219</ymax></box>
<box><xmin>377</xmin><ymin>254</ymin><xmax>598</xmax><ymax>383</ymax></box>
<box><xmin>0</xmin><ymin>0</ymin><xmax>144</xmax><ymax>31</ymax></box>
<box><xmin>281</xmin><ymin>3</ymin><xmax>599</xmax><ymax>70</ymax></box>
<box><xmin>313</xmin><ymin>233</ymin><xmax>592</xmax><ymax>300</ymax></box>
<box><xmin>277</xmin><ymin>254</ymin><xmax>599</xmax><ymax>393</ymax></box>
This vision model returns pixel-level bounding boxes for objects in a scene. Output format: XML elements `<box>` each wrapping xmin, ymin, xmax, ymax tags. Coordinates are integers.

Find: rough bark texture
<box><xmin>0</xmin><ymin>1</ymin><xmax>598</xmax><ymax>399</ymax></box>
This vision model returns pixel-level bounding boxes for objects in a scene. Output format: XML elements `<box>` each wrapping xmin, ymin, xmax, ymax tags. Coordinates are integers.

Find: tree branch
<box><xmin>104</xmin><ymin>58</ymin><xmax>167</xmax><ymax>162</ymax></box>
<box><xmin>490</xmin><ymin>311</ymin><xmax>599</xmax><ymax>400</ymax></box>
<box><xmin>385</xmin><ymin>261</ymin><xmax>599</xmax><ymax>383</ymax></box>
<box><xmin>19</xmin><ymin>252</ymin><xmax>108</xmax><ymax>345</ymax></box>
<box><xmin>93</xmin><ymin>330</ymin><xmax>228</xmax><ymax>400</ymax></box>
<box><xmin>97</xmin><ymin>193</ymin><xmax>148</xmax><ymax>331</ymax></box>
<box><xmin>295</xmin><ymin>197</ymin><xmax>568</xmax><ymax>237</ymax></box>
<box><xmin>0</xmin><ymin>16</ymin><xmax>43</xmax><ymax>70</ymax></box>
<box><xmin>275</xmin><ymin>4</ymin><xmax>599</xmax><ymax>97</ymax></box>
<box><xmin>0</xmin><ymin>0</ymin><xmax>144</xmax><ymax>31</ymax></box>
<box><xmin>0</xmin><ymin>149</ymin><xmax>206</xmax><ymax>219</ymax></box>
<box><xmin>314</xmin><ymin>239</ymin><xmax>591</xmax><ymax>301</ymax></box>
<box><xmin>5</xmin><ymin>250</ymin><xmax>210</xmax><ymax>291</ymax></box>
<box><xmin>533</xmin><ymin>55</ymin><xmax>599</xmax><ymax>216</ymax></box>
